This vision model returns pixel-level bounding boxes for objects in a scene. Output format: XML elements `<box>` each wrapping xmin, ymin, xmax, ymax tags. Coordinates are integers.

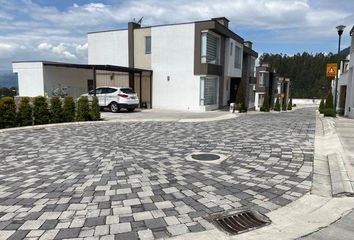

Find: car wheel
<box><xmin>127</xmin><ymin>107</ymin><xmax>135</xmax><ymax>112</ymax></box>
<box><xmin>110</xmin><ymin>102</ymin><xmax>120</xmax><ymax>113</ymax></box>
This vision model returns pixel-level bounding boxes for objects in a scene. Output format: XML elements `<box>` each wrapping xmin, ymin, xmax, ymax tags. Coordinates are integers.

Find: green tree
<box><xmin>90</xmin><ymin>96</ymin><xmax>100</xmax><ymax>121</ymax></box>
<box><xmin>0</xmin><ymin>97</ymin><xmax>16</xmax><ymax>128</ymax></box>
<box><xmin>33</xmin><ymin>96</ymin><xmax>49</xmax><ymax>125</ymax></box>
<box><xmin>319</xmin><ymin>99</ymin><xmax>325</xmax><ymax>113</ymax></box>
<box><xmin>282</xmin><ymin>99</ymin><xmax>287</xmax><ymax>111</ymax></box>
<box><xmin>63</xmin><ymin>96</ymin><xmax>75</xmax><ymax>122</ymax></box>
<box><xmin>274</xmin><ymin>98</ymin><xmax>281</xmax><ymax>111</ymax></box>
<box><xmin>261</xmin><ymin>93</ymin><xmax>270</xmax><ymax>112</ymax></box>
<box><xmin>17</xmin><ymin>97</ymin><xmax>33</xmax><ymax>126</ymax></box>
<box><xmin>50</xmin><ymin>96</ymin><xmax>63</xmax><ymax>123</ymax></box>
<box><xmin>287</xmin><ymin>98</ymin><xmax>293</xmax><ymax>110</ymax></box>
<box><xmin>325</xmin><ymin>90</ymin><xmax>334</xmax><ymax>109</ymax></box>
<box><xmin>76</xmin><ymin>96</ymin><xmax>90</xmax><ymax>121</ymax></box>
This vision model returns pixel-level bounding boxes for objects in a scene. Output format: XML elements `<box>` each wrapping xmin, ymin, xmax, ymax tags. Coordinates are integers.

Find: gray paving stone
<box><xmin>0</xmin><ymin>108</ymin><xmax>315</xmax><ymax>239</ymax></box>
<box><xmin>54</xmin><ymin>228</ymin><xmax>80</xmax><ymax>239</ymax></box>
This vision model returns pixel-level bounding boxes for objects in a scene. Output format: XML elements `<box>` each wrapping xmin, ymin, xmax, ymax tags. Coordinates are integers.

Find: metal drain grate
<box><xmin>212</xmin><ymin>210</ymin><xmax>271</xmax><ymax>235</ymax></box>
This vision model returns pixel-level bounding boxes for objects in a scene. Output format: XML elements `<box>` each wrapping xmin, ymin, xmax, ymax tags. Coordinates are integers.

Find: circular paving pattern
<box><xmin>0</xmin><ymin>108</ymin><xmax>316</xmax><ymax>239</ymax></box>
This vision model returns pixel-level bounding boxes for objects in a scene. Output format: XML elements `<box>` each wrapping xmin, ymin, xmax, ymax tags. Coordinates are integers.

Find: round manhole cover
<box><xmin>191</xmin><ymin>153</ymin><xmax>221</xmax><ymax>161</ymax></box>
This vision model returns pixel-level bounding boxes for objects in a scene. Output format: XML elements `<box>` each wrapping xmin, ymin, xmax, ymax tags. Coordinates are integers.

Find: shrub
<box><xmin>90</xmin><ymin>96</ymin><xmax>101</xmax><ymax>121</ymax></box>
<box><xmin>274</xmin><ymin>98</ymin><xmax>281</xmax><ymax>111</ymax></box>
<box><xmin>282</xmin><ymin>99</ymin><xmax>287</xmax><ymax>111</ymax></box>
<box><xmin>325</xmin><ymin>90</ymin><xmax>334</xmax><ymax>109</ymax></box>
<box><xmin>261</xmin><ymin>94</ymin><xmax>270</xmax><ymax>112</ymax></box>
<box><xmin>239</xmin><ymin>102</ymin><xmax>247</xmax><ymax>113</ymax></box>
<box><xmin>0</xmin><ymin>97</ymin><xmax>16</xmax><ymax>128</ymax></box>
<box><xmin>50</xmin><ymin>96</ymin><xmax>63</xmax><ymax>123</ymax></box>
<box><xmin>76</xmin><ymin>96</ymin><xmax>90</xmax><ymax>121</ymax></box>
<box><xmin>63</xmin><ymin>96</ymin><xmax>75</xmax><ymax>122</ymax></box>
<box><xmin>293</xmin><ymin>104</ymin><xmax>297</xmax><ymax>107</ymax></box>
<box><xmin>33</xmin><ymin>96</ymin><xmax>49</xmax><ymax>125</ymax></box>
<box><xmin>234</xmin><ymin>103</ymin><xmax>241</xmax><ymax>111</ymax></box>
<box><xmin>17</xmin><ymin>97</ymin><xmax>33</xmax><ymax>126</ymax></box>
<box><xmin>319</xmin><ymin>99</ymin><xmax>325</xmax><ymax>114</ymax></box>
<box><xmin>287</xmin><ymin>98</ymin><xmax>293</xmax><ymax>110</ymax></box>
<box><xmin>323</xmin><ymin>108</ymin><xmax>336</xmax><ymax>117</ymax></box>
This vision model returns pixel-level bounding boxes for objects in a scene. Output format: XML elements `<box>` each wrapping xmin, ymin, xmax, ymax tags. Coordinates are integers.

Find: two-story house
<box><xmin>88</xmin><ymin>17</ymin><xmax>258</xmax><ymax>111</ymax></box>
<box><xmin>13</xmin><ymin>17</ymin><xmax>257</xmax><ymax>111</ymax></box>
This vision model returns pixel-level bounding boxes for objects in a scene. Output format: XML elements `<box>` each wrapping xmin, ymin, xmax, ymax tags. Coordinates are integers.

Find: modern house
<box><xmin>254</xmin><ymin>63</ymin><xmax>290</xmax><ymax>110</ymax></box>
<box><xmin>336</xmin><ymin>26</ymin><xmax>354</xmax><ymax>118</ymax></box>
<box><xmin>13</xmin><ymin>17</ymin><xmax>258</xmax><ymax>111</ymax></box>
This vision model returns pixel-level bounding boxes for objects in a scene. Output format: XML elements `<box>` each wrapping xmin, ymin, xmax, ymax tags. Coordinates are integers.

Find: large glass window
<box><xmin>200</xmin><ymin>77</ymin><xmax>218</xmax><ymax>105</ymax></box>
<box><xmin>259</xmin><ymin>72</ymin><xmax>265</xmax><ymax>87</ymax></box>
<box><xmin>234</xmin><ymin>46</ymin><xmax>242</xmax><ymax>68</ymax></box>
<box><xmin>201</xmin><ymin>32</ymin><xmax>220</xmax><ymax>65</ymax></box>
<box><xmin>145</xmin><ymin>36</ymin><xmax>151</xmax><ymax>54</ymax></box>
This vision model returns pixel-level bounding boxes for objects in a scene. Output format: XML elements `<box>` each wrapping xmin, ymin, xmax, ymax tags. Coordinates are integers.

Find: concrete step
<box><xmin>327</xmin><ymin>153</ymin><xmax>354</xmax><ymax>197</ymax></box>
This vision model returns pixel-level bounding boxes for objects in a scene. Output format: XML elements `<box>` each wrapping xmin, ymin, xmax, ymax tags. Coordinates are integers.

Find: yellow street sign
<box><xmin>326</xmin><ymin>63</ymin><xmax>337</xmax><ymax>77</ymax></box>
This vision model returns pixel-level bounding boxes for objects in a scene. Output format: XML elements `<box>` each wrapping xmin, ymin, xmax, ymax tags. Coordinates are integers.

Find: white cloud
<box><xmin>0</xmin><ymin>0</ymin><xmax>353</xmax><ymax>69</ymax></box>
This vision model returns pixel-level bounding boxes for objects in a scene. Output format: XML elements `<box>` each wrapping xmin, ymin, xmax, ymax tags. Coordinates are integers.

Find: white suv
<box><xmin>82</xmin><ymin>87</ymin><xmax>139</xmax><ymax>112</ymax></box>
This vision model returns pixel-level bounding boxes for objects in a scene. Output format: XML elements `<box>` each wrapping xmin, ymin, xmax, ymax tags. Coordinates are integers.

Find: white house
<box><xmin>337</xmin><ymin>26</ymin><xmax>354</xmax><ymax>118</ymax></box>
<box><xmin>13</xmin><ymin>17</ymin><xmax>257</xmax><ymax>111</ymax></box>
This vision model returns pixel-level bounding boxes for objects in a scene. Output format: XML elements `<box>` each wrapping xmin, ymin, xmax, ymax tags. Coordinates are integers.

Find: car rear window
<box><xmin>120</xmin><ymin>88</ymin><xmax>135</xmax><ymax>94</ymax></box>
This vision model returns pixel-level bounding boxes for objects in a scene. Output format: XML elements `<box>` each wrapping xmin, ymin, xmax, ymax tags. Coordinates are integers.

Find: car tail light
<box><xmin>118</xmin><ymin>93</ymin><xmax>128</xmax><ymax>98</ymax></box>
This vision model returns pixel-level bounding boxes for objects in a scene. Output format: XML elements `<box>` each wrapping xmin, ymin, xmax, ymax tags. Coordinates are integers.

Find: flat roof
<box><xmin>12</xmin><ymin>61</ymin><xmax>152</xmax><ymax>73</ymax></box>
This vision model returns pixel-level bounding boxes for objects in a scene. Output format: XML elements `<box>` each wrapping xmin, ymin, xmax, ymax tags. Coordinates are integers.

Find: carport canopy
<box><xmin>41</xmin><ymin>61</ymin><xmax>153</xmax><ymax>107</ymax></box>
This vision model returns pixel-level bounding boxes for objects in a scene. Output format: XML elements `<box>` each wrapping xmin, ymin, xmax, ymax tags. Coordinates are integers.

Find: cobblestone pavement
<box><xmin>0</xmin><ymin>108</ymin><xmax>315</xmax><ymax>240</ymax></box>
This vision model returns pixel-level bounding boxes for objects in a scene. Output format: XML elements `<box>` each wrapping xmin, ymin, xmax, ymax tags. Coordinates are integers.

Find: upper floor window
<box><xmin>259</xmin><ymin>72</ymin><xmax>266</xmax><ymax>87</ymax></box>
<box><xmin>230</xmin><ymin>42</ymin><xmax>233</xmax><ymax>56</ymax></box>
<box><xmin>250</xmin><ymin>58</ymin><xmax>256</xmax><ymax>77</ymax></box>
<box><xmin>145</xmin><ymin>36</ymin><xmax>151</xmax><ymax>54</ymax></box>
<box><xmin>234</xmin><ymin>46</ymin><xmax>242</xmax><ymax>68</ymax></box>
<box><xmin>201</xmin><ymin>32</ymin><xmax>220</xmax><ymax>65</ymax></box>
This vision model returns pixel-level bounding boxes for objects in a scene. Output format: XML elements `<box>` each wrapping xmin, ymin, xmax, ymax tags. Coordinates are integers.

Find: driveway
<box><xmin>0</xmin><ymin>108</ymin><xmax>315</xmax><ymax>239</ymax></box>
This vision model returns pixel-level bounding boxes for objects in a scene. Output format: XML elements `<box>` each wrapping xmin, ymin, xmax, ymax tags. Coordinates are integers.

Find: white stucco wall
<box><xmin>224</xmin><ymin>38</ymin><xmax>243</xmax><ymax>78</ymax></box>
<box><xmin>151</xmin><ymin>23</ymin><xmax>201</xmax><ymax>111</ymax></box>
<box><xmin>43</xmin><ymin>66</ymin><xmax>93</xmax><ymax>98</ymax></box>
<box><xmin>88</xmin><ymin>30</ymin><xmax>129</xmax><ymax>67</ymax></box>
<box><xmin>12</xmin><ymin>62</ymin><xmax>44</xmax><ymax>97</ymax></box>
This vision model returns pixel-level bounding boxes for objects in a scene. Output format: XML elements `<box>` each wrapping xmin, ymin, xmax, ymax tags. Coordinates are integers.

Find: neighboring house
<box><xmin>13</xmin><ymin>17</ymin><xmax>258</xmax><ymax>111</ymax></box>
<box><xmin>88</xmin><ymin>17</ymin><xmax>258</xmax><ymax>111</ymax></box>
<box><xmin>337</xmin><ymin>26</ymin><xmax>354</xmax><ymax>118</ymax></box>
<box><xmin>254</xmin><ymin>63</ymin><xmax>290</xmax><ymax>110</ymax></box>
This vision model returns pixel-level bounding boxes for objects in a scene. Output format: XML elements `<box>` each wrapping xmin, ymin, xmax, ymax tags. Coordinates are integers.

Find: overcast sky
<box><xmin>0</xmin><ymin>0</ymin><xmax>353</xmax><ymax>72</ymax></box>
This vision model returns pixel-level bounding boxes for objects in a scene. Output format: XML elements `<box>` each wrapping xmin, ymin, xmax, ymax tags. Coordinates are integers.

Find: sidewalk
<box><xmin>171</xmin><ymin>111</ymin><xmax>354</xmax><ymax>240</ymax></box>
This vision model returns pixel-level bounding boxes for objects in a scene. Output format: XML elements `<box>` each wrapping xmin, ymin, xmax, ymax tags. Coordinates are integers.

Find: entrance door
<box><xmin>339</xmin><ymin>85</ymin><xmax>347</xmax><ymax>113</ymax></box>
<box><xmin>229</xmin><ymin>78</ymin><xmax>241</xmax><ymax>104</ymax></box>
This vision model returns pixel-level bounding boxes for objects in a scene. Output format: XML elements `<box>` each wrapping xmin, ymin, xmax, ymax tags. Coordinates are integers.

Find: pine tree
<box><xmin>274</xmin><ymin>98</ymin><xmax>281</xmax><ymax>111</ymax></box>
<box><xmin>0</xmin><ymin>97</ymin><xmax>16</xmax><ymax>128</ymax></box>
<box><xmin>63</xmin><ymin>96</ymin><xmax>75</xmax><ymax>122</ymax></box>
<box><xmin>17</xmin><ymin>97</ymin><xmax>33</xmax><ymax>126</ymax></box>
<box><xmin>33</xmin><ymin>96</ymin><xmax>49</xmax><ymax>125</ymax></box>
<box><xmin>50</xmin><ymin>96</ymin><xmax>63</xmax><ymax>123</ymax></box>
<box><xmin>90</xmin><ymin>96</ymin><xmax>100</xmax><ymax>121</ymax></box>
<box><xmin>287</xmin><ymin>98</ymin><xmax>293</xmax><ymax>110</ymax></box>
<box><xmin>319</xmin><ymin>99</ymin><xmax>325</xmax><ymax>113</ymax></box>
<box><xmin>261</xmin><ymin>93</ymin><xmax>270</xmax><ymax>112</ymax></box>
<box><xmin>76</xmin><ymin>96</ymin><xmax>90</xmax><ymax>121</ymax></box>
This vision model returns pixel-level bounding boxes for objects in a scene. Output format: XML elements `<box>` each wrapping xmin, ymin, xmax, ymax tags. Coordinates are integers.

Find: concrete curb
<box><xmin>0</xmin><ymin>113</ymin><xmax>239</xmax><ymax>134</ymax></box>
<box><xmin>328</xmin><ymin>153</ymin><xmax>354</xmax><ymax>197</ymax></box>
<box><xmin>171</xmin><ymin>195</ymin><xmax>354</xmax><ymax>240</ymax></box>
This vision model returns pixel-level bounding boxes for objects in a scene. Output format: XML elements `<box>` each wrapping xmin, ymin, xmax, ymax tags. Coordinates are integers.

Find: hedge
<box><xmin>33</xmin><ymin>96</ymin><xmax>50</xmax><ymax>125</ymax></box>
<box><xmin>17</xmin><ymin>97</ymin><xmax>33</xmax><ymax>126</ymax></box>
<box><xmin>63</xmin><ymin>96</ymin><xmax>75</xmax><ymax>122</ymax></box>
<box><xmin>76</xmin><ymin>96</ymin><xmax>90</xmax><ymax>121</ymax></box>
<box><xmin>50</xmin><ymin>96</ymin><xmax>63</xmax><ymax>123</ymax></box>
<box><xmin>0</xmin><ymin>97</ymin><xmax>16</xmax><ymax>128</ymax></box>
